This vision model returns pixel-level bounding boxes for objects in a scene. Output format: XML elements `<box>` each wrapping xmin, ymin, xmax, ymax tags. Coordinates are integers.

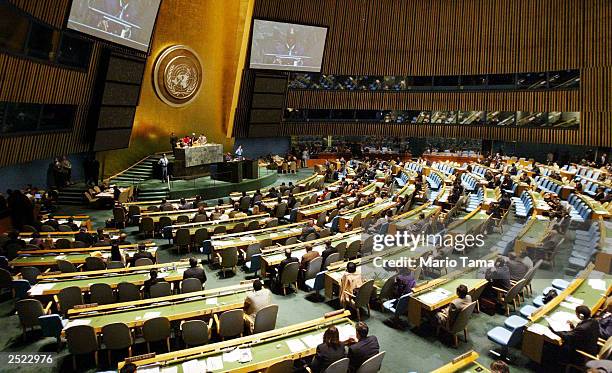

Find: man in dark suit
<box><xmin>553</xmin><ymin>305</ymin><xmax>600</xmax><ymax>366</ymax></box>
<box><xmin>275</xmin><ymin>249</ymin><xmax>298</xmax><ymax>284</ymax></box>
<box><xmin>75</xmin><ymin>227</ymin><xmax>94</xmax><ymax>246</ymax></box>
<box><xmin>131</xmin><ymin>243</ymin><xmax>155</xmax><ymax>266</ymax></box>
<box><xmin>346</xmin><ymin>322</ymin><xmax>380</xmax><ymax>372</ymax></box>
<box><xmin>320</xmin><ymin>241</ymin><xmax>336</xmax><ymax>269</ymax></box>
<box><xmin>183</xmin><ymin>257</ymin><xmax>207</xmax><ymax>285</ymax></box>
<box><xmin>143</xmin><ymin>269</ymin><xmax>166</xmax><ymax>298</ymax></box>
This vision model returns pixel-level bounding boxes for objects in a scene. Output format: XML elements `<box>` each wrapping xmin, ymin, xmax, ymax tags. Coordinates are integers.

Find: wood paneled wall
<box><xmin>0</xmin><ymin>0</ymin><xmax>144</xmax><ymax>167</ymax></box>
<box><xmin>232</xmin><ymin>0</ymin><xmax>612</xmax><ymax>147</ymax></box>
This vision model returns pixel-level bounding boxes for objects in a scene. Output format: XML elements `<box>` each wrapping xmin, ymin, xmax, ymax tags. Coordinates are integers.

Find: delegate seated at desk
<box><xmin>346</xmin><ymin>322</ymin><xmax>380</xmax><ymax>372</ymax></box>
<box><xmin>183</xmin><ymin>257</ymin><xmax>207</xmax><ymax>285</ymax></box>
<box><xmin>309</xmin><ymin>326</ymin><xmax>346</xmax><ymax>373</ymax></box>
<box><xmin>435</xmin><ymin>284</ymin><xmax>472</xmax><ymax>325</ymax></box>
<box><xmin>550</xmin><ymin>305</ymin><xmax>600</xmax><ymax>366</ymax></box>
<box><xmin>131</xmin><ymin>244</ymin><xmax>155</xmax><ymax>266</ymax></box>
<box><xmin>340</xmin><ymin>262</ymin><xmax>363</xmax><ymax>307</ymax></box>
<box><xmin>243</xmin><ymin>280</ymin><xmax>272</xmax><ymax>331</ymax></box>
<box><xmin>143</xmin><ymin>269</ymin><xmax>166</xmax><ymax>298</ymax></box>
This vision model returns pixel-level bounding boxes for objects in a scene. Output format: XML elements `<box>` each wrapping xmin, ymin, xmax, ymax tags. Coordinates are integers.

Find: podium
<box><xmin>173</xmin><ymin>144</ymin><xmax>224</xmax><ymax>178</ymax></box>
<box><xmin>213</xmin><ymin>161</ymin><xmax>243</xmax><ymax>183</ymax></box>
<box><xmin>242</xmin><ymin>160</ymin><xmax>259</xmax><ymax>179</ymax></box>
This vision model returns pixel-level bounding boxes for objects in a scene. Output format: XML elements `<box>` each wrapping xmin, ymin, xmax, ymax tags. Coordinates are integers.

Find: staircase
<box><xmin>109</xmin><ymin>154</ymin><xmax>166</xmax><ymax>184</ymax></box>
<box><xmin>136</xmin><ymin>187</ymin><xmax>170</xmax><ymax>201</ymax></box>
<box><xmin>57</xmin><ymin>184</ymin><xmax>88</xmax><ymax>205</ymax></box>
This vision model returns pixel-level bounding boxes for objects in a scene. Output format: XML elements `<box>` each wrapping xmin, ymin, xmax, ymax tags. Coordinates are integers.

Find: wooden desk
<box><xmin>210</xmin><ymin>222</ymin><xmax>310</xmax><ymax>252</ymax></box>
<box><xmin>28</xmin><ymin>259</ymin><xmax>181</xmax><ymax>296</ymax></box>
<box><xmin>118</xmin><ymin>311</ymin><xmax>354</xmax><ymax>372</ymax></box>
<box><xmin>521</xmin><ymin>264</ymin><xmax>612</xmax><ymax>364</ymax></box>
<box><xmin>431</xmin><ymin>350</ymin><xmax>490</xmax><ymax>373</ymax></box>
<box><xmin>260</xmin><ymin>231</ymin><xmax>361</xmax><ymax>277</ymax></box>
<box><xmin>513</xmin><ymin>217</ymin><xmax>550</xmax><ymax>255</ymax></box>
<box><xmin>11</xmin><ymin>246</ymin><xmax>157</xmax><ymax>268</ymax></box>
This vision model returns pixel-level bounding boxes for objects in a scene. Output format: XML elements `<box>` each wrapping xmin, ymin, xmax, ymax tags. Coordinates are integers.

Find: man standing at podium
<box><xmin>170</xmin><ymin>132</ymin><xmax>178</xmax><ymax>155</ymax></box>
<box><xmin>235</xmin><ymin>145</ymin><xmax>244</xmax><ymax>160</ymax></box>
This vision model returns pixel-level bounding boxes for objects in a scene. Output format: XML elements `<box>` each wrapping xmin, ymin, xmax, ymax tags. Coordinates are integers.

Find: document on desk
<box><xmin>160</xmin><ymin>366</ymin><xmax>177</xmax><ymax>373</ymax></box>
<box><xmin>143</xmin><ymin>311</ymin><xmax>161</xmax><ymax>320</ymax></box>
<box><xmin>528</xmin><ymin>323</ymin><xmax>562</xmax><ymax>342</ymax></box>
<box><xmin>302</xmin><ymin>332</ymin><xmax>324</xmax><ymax>348</ymax></box>
<box><xmin>546</xmin><ymin>311</ymin><xmax>579</xmax><ymax>332</ymax></box>
<box><xmin>588</xmin><ymin>279</ymin><xmax>607</xmax><ymax>291</ymax></box>
<box><xmin>206</xmin><ymin>297</ymin><xmax>218</xmax><ymax>305</ymax></box>
<box><xmin>65</xmin><ymin>319</ymin><xmax>91</xmax><ymax>328</ymax></box>
<box><xmin>223</xmin><ymin>348</ymin><xmax>240</xmax><ymax>363</ymax></box>
<box><xmin>286</xmin><ymin>338</ymin><xmax>307</xmax><ymax>353</ymax></box>
<box><xmin>337</xmin><ymin>324</ymin><xmax>356</xmax><ymax>341</ymax></box>
<box><xmin>182</xmin><ymin>359</ymin><xmax>206</xmax><ymax>373</ymax></box>
<box><xmin>417</xmin><ymin>288</ymin><xmax>449</xmax><ymax>305</ymax></box>
<box><xmin>206</xmin><ymin>356</ymin><xmax>223</xmax><ymax>371</ymax></box>
<box><xmin>238</xmin><ymin>348</ymin><xmax>253</xmax><ymax>363</ymax></box>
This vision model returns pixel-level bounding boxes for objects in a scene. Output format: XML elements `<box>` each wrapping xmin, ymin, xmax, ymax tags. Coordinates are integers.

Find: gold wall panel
<box><xmin>99</xmin><ymin>0</ymin><xmax>251</xmax><ymax>177</ymax></box>
<box><xmin>230</xmin><ymin>0</ymin><xmax>612</xmax><ymax>147</ymax></box>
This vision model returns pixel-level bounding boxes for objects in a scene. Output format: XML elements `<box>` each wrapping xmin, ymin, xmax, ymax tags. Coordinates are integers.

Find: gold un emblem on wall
<box><xmin>153</xmin><ymin>45</ymin><xmax>203</xmax><ymax>107</ymax></box>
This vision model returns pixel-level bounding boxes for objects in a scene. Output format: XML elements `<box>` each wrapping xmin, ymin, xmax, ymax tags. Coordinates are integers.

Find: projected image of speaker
<box><xmin>67</xmin><ymin>0</ymin><xmax>162</xmax><ymax>52</ymax></box>
<box><xmin>249</xmin><ymin>19</ymin><xmax>328</xmax><ymax>72</ymax></box>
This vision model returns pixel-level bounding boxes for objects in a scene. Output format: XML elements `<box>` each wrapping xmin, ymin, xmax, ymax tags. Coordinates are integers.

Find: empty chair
<box><xmin>117</xmin><ymin>282</ymin><xmax>141</xmax><ymax>302</ymax></box>
<box><xmin>319</xmin><ymin>228</ymin><xmax>331</xmax><ymax>238</ymax></box>
<box><xmin>135</xmin><ymin>258</ymin><xmax>154</xmax><ymax>267</ymax></box>
<box><xmin>232</xmin><ymin>222</ymin><xmax>246</xmax><ymax>233</ymax></box>
<box><xmin>356</xmin><ymin>351</ymin><xmax>385</xmax><ymax>373</ymax></box>
<box><xmin>334</xmin><ymin>242</ymin><xmax>347</xmax><ymax>261</ymax></box>
<box><xmin>324</xmin><ymin>253</ymin><xmax>341</xmax><ymax>269</ymax></box>
<box><xmin>378</xmin><ymin>275</ymin><xmax>398</xmax><ymax>305</ymax></box>
<box><xmin>245</xmin><ymin>253</ymin><xmax>262</xmax><ymax>276</ymax></box>
<box><xmin>90</xmin><ymin>283</ymin><xmax>115</xmax><ymax>305</ymax></box>
<box><xmin>21</xmin><ymin>225</ymin><xmax>37</xmax><ymax>232</ymax></box>
<box><xmin>174</xmin><ymin>228</ymin><xmax>191</xmax><ymax>254</ymax></box>
<box><xmin>0</xmin><ymin>268</ymin><xmax>12</xmax><ymax>296</ymax></box>
<box><xmin>57</xmin><ymin>286</ymin><xmax>84</xmax><ymax>314</ymax></box>
<box><xmin>181</xmin><ymin>320</ymin><xmax>211</xmax><ymax>347</ymax></box>
<box><xmin>85</xmin><ymin>256</ymin><xmax>106</xmax><ymax>271</ymax></box>
<box><xmin>305</xmin><ymin>232</ymin><xmax>318</xmax><ymax>241</ymax></box>
<box><xmin>260</xmin><ymin>238</ymin><xmax>273</xmax><ymax>249</ymax></box>
<box><xmin>285</xmin><ymin>237</ymin><xmax>298</xmax><ymax>245</ymax></box>
<box><xmin>65</xmin><ymin>324</ymin><xmax>98</xmax><ymax>370</ymax></box>
<box><xmin>16</xmin><ymin>299</ymin><xmax>46</xmax><ymax>339</ymax></box>
<box><xmin>193</xmin><ymin>228</ymin><xmax>210</xmax><ymax>251</ymax></box>
<box><xmin>247</xmin><ymin>220</ymin><xmax>259</xmax><ymax>231</ymax></box>
<box><xmin>321</xmin><ymin>357</ymin><xmax>350</xmax><ymax>373</ymax></box>
<box><xmin>140</xmin><ymin>217</ymin><xmax>155</xmax><ymax>238</ymax></box>
<box><xmin>279</xmin><ymin>262</ymin><xmax>299</xmax><ymax>295</ymax></box>
<box><xmin>345</xmin><ymin>240</ymin><xmax>361</xmax><ymax>260</ymax></box>
<box><xmin>72</xmin><ymin>241</ymin><xmax>88</xmax><ymax>248</ymax></box>
<box><xmin>101</xmin><ymin>322</ymin><xmax>133</xmax><ymax>364</ymax></box>
<box><xmin>487</xmin><ymin>319</ymin><xmax>528</xmax><ymax>362</ymax></box>
<box><xmin>303</xmin><ymin>256</ymin><xmax>323</xmax><ymax>282</ymax></box>
<box><xmin>265</xmin><ymin>360</ymin><xmax>294</xmax><ymax>373</ymax></box>
<box><xmin>214</xmin><ymin>309</ymin><xmax>244</xmax><ymax>340</ymax></box>
<box><xmin>437</xmin><ymin>301</ymin><xmax>477</xmax><ymax>347</ymax></box>
<box><xmin>180</xmin><ymin>278</ymin><xmax>202</xmax><ymax>293</ymax></box>
<box><xmin>252</xmin><ymin>304</ymin><xmax>279</xmax><ymax>334</ymax></box>
<box><xmin>40</xmin><ymin>225</ymin><xmax>55</xmax><ymax>232</ymax></box>
<box><xmin>494</xmin><ymin>279</ymin><xmax>527</xmax><ymax>315</ymax></box>
<box><xmin>176</xmin><ymin>215</ymin><xmax>190</xmax><ymax>224</ymax></box>
<box><xmin>150</xmin><ymin>282</ymin><xmax>172</xmax><ymax>298</ymax></box>
<box><xmin>20</xmin><ymin>266</ymin><xmax>40</xmax><ymax>284</ymax></box>
<box><xmin>12</xmin><ymin>279</ymin><xmax>31</xmax><ymax>300</ymax></box>
<box><xmin>39</xmin><ymin>314</ymin><xmax>67</xmax><ymax>350</ymax></box>
<box><xmin>217</xmin><ymin>246</ymin><xmax>238</xmax><ymax>278</ymax></box>
<box><xmin>213</xmin><ymin>225</ymin><xmax>227</xmax><ymax>235</ymax></box>
<box><xmin>304</xmin><ymin>270</ymin><xmax>327</xmax><ymax>301</ymax></box>
<box><xmin>142</xmin><ymin>316</ymin><xmax>172</xmax><ymax>353</ymax></box>
<box><xmin>346</xmin><ymin>280</ymin><xmax>375</xmax><ymax>320</ymax></box>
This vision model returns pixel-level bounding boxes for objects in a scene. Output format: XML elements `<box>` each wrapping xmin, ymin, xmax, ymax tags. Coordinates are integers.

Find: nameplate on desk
<box><xmin>452</xmin><ymin>351</ymin><xmax>473</xmax><ymax>364</ymax></box>
<box><xmin>74</xmin><ymin>303</ymin><xmax>98</xmax><ymax>309</ymax></box>
<box><xmin>45</xmin><ymin>271</ymin><xmax>62</xmax><ymax>276</ymax></box>
<box><xmin>125</xmin><ymin>353</ymin><xmax>156</xmax><ymax>363</ymax></box>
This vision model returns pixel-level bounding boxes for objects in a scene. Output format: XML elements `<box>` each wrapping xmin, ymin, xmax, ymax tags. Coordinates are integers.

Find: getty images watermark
<box><xmin>367</xmin><ymin>231</ymin><xmax>495</xmax><ymax>272</ymax></box>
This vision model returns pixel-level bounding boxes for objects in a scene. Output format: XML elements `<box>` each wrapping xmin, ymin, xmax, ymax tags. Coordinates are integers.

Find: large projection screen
<box><xmin>249</xmin><ymin>19</ymin><xmax>327</xmax><ymax>72</ymax></box>
<box><xmin>67</xmin><ymin>0</ymin><xmax>162</xmax><ymax>52</ymax></box>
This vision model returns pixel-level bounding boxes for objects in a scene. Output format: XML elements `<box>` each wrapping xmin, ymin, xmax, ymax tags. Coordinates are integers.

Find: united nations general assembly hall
<box><xmin>0</xmin><ymin>0</ymin><xmax>611</xmax><ymax>372</ymax></box>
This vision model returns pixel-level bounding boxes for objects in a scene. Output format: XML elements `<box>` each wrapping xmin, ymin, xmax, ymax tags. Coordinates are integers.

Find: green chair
<box><xmin>101</xmin><ymin>322</ymin><xmax>133</xmax><ymax>365</ymax></box>
<box><xmin>65</xmin><ymin>324</ymin><xmax>98</xmax><ymax>370</ymax></box>
<box><xmin>181</xmin><ymin>320</ymin><xmax>211</xmax><ymax>347</ymax></box>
